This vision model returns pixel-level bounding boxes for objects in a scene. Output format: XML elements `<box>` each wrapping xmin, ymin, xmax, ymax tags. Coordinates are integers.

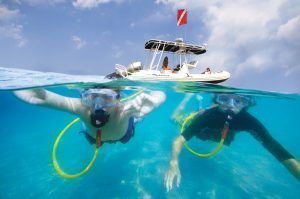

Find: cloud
<box><xmin>276</xmin><ymin>15</ymin><xmax>300</xmax><ymax>45</ymax></box>
<box><xmin>72</xmin><ymin>0</ymin><xmax>124</xmax><ymax>9</ymax></box>
<box><xmin>0</xmin><ymin>5</ymin><xmax>19</xmax><ymax>21</ymax></box>
<box><xmin>0</xmin><ymin>5</ymin><xmax>27</xmax><ymax>47</ymax></box>
<box><xmin>71</xmin><ymin>35</ymin><xmax>86</xmax><ymax>49</ymax></box>
<box><xmin>156</xmin><ymin>0</ymin><xmax>300</xmax><ymax>87</ymax></box>
<box><xmin>129</xmin><ymin>22</ymin><xmax>135</xmax><ymax>27</ymax></box>
<box><xmin>155</xmin><ymin>0</ymin><xmax>204</xmax><ymax>11</ymax></box>
<box><xmin>0</xmin><ymin>24</ymin><xmax>27</xmax><ymax>47</ymax></box>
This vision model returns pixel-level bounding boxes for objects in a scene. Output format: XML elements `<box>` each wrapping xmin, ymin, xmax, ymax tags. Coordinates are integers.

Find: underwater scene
<box><xmin>0</xmin><ymin>68</ymin><xmax>299</xmax><ymax>199</ymax></box>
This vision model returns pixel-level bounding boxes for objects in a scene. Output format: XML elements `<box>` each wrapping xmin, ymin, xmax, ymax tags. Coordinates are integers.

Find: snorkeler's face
<box><xmin>216</xmin><ymin>94</ymin><xmax>252</xmax><ymax>115</ymax></box>
<box><xmin>82</xmin><ymin>89</ymin><xmax>119</xmax><ymax>128</ymax></box>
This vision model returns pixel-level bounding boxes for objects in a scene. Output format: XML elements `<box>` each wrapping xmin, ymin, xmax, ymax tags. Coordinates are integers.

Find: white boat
<box><xmin>108</xmin><ymin>38</ymin><xmax>230</xmax><ymax>83</ymax></box>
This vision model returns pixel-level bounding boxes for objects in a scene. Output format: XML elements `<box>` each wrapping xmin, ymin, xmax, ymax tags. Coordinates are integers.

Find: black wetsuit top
<box><xmin>181</xmin><ymin>107</ymin><xmax>294</xmax><ymax>162</ymax></box>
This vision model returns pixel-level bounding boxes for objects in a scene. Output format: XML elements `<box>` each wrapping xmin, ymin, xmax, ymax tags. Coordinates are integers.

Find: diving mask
<box><xmin>215</xmin><ymin>94</ymin><xmax>254</xmax><ymax>114</ymax></box>
<box><xmin>81</xmin><ymin>88</ymin><xmax>119</xmax><ymax>109</ymax></box>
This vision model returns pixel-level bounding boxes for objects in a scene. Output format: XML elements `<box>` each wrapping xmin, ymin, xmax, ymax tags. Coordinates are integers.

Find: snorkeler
<box><xmin>164</xmin><ymin>93</ymin><xmax>300</xmax><ymax>191</ymax></box>
<box><xmin>14</xmin><ymin>88</ymin><xmax>166</xmax><ymax>147</ymax></box>
<box><xmin>14</xmin><ymin>87</ymin><xmax>166</xmax><ymax>179</ymax></box>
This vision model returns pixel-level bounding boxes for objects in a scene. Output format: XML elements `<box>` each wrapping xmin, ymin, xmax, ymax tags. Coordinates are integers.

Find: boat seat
<box><xmin>127</xmin><ymin>61</ymin><xmax>143</xmax><ymax>73</ymax></box>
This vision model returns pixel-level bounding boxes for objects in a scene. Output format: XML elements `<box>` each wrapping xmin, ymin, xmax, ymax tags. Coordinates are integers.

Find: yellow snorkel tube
<box><xmin>52</xmin><ymin>118</ymin><xmax>99</xmax><ymax>179</ymax></box>
<box><xmin>52</xmin><ymin>90</ymin><xmax>143</xmax><ymax>179</ymax></box>
<box><xmin>181</xmin><ymin>112</ymin><xmax>229</xmax><ymax>158</ymax></box>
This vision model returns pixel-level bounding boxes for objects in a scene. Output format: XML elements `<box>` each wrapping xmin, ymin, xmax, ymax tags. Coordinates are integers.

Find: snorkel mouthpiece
<box><xmin>227</xmin><ymin>114</ymin><xmax>233</xmax><ymax>121</ymax></box>
<box><xmin>91</xmin><ymin>109</ymin><xmax>110</xmax><ymax>128</ymax></box>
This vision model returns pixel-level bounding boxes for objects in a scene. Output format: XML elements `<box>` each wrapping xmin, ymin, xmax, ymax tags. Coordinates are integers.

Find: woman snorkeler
<box><xmin>14</xmin><ymin>87</ymin><xmax>166</xmax><ymax>178</ymax></box>
<box><xmin>14</xmin><ymin>88</ymin><xmax>166</xmax><ymax>147</ymax></box>
<box><xmin>165</xmin><ymin>93</ymin><xmax>300</xmax><ymax>191</ymax></box>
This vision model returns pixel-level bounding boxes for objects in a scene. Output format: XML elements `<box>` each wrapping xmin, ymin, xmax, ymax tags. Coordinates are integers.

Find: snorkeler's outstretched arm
<box><xmin>171</xmin><ymin>94</ymin><xmax>194</xmax><ymax>124</ymax></box>
<box><xmin>171</xmin><ymin>94</ymin><xmax>207</xmax><ymax>126</ymax></box>
<box><xmin>13</xmin><ymin>89</ymin><xmax>83</xmax><ymax>115</ymax></box>
<box><xmin>126</xmin><ymin>90</ymin><xmax>166</xmax><ymax>118</ymax></box>
<box><xmin>164</xmin><ymin>135</ymin><xmax>185</xmax><ymax>192</ymax></box>
<box><xmin>246</xmin><ymin>114</ymin><xmax>300</xmax><ymax>181</ymax></box>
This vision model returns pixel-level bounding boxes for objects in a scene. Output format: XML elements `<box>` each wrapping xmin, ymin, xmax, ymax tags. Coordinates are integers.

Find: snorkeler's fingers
<box><xmin>165</xmin><ymin>172</ymin><xmax>171</xmax><ymax>191</ymax></box>
<box><xmin>176</xmin><ymin>173</ymin><xmax>181</xmax><ymax>187</ymax></box>
<box><xmin>167</xmin><ymin>178</ymin><xmax>172</xmax><ymax>192</ymax></box>
<box><xmin>165</xmin><ymin>172</ymin><xmax>170</xmax><ymax>191</ymax></box>
<box><xmin>167</xmin><ymin>172</ymin><xmax>174</xmax><ymax>191</ymax></box>
<box><xmin>164</xmin><ymin>172</ymin><xmax>168</xmax><ymax>188</ymax></box>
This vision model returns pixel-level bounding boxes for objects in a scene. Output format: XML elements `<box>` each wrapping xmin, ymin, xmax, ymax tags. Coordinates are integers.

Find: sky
<box><xmin>0</xmin><ymin>0</ymin><xmax>299</xmax><ymax>93</ymax></box>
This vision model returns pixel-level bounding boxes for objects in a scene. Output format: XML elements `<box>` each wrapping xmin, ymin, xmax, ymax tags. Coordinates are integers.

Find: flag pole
<box><xmin>184</xmin><ymin>22</ymin><xmax>187</xmax><ymax>42</ymax></box>
<box><xmin>185</xmin><ymin>9</ymin><xmax>187</xmax><ymax>42</ymax></box>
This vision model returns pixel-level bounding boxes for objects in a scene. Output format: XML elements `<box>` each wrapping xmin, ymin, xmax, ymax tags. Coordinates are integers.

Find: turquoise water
<box><xmin>0</xmin><ymin>81</ymin><xmax>299</xmax><ymax>198</ymax></box>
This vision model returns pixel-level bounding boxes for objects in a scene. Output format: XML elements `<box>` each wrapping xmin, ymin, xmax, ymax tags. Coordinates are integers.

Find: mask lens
<box><xmin>93</xmin><ymin>96</ymin><xmax>106</xmax><ymax>110</ymax></box>
<box><xmin>233</xmin><ymin>96</ymin><xmax>250</xmax><ymax>107</ymax></box>
<box><xmin>82</xmin><ymin>89</ymin><xmax>118</xmax><ymax>109</ymax></box>
<box><xmin>216</xmin><ymin>94</ymin><xmax>252</xmax><ymax>109</ymax></box>
<box><xmin>216</xmin><ymin>95</ymin><xmax>230</xmax><ymax>105</ymax></box>
<box><xmin>81</xmin><ymin>92</ymin><xmax>93</xmax><ymax>107</ymax></box>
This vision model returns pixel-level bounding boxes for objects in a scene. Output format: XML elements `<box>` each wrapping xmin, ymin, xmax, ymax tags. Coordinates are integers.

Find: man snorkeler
<box><xmin>14</xmin><ymin>88</ymin><xmax>165</xmax><ymax>147</ymax></box>
<box><xmin>165</xmin><ymin>93</ymin><xmax>300</xmax><ymax>191</ymax></box>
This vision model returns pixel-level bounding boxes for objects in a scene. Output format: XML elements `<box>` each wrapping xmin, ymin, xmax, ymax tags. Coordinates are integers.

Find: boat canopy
<box><xmin>144</xmin><ymin>39</ymin><xmax>206</xmax><ymax>55</ymax></box>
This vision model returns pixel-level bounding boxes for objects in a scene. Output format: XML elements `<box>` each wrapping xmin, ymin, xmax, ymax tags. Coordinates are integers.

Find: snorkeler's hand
<box><xmin>171</xmin><ymin>93</ymin><xmax>194</xmax><ymax>122</ymax></box>
<box><xmin>283</xmin><ymin>158</ymin><xmax>300</xmax><ymax>181</ymax></box>
<box><xmin>129</xmin><ymin>91</ymin><xmax>166</xmax><ymax>118</ymax></box>
<box><xmin>164</xmin><ymin>161</ymin><xmax>181</xmax><ymax>192</ymax></box>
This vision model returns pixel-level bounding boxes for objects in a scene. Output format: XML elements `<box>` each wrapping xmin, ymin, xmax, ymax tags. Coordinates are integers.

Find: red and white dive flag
<box><xmin>177</xmin><ymin>9</ymin><xmax>187</xmax><ymax>26</ymax></box>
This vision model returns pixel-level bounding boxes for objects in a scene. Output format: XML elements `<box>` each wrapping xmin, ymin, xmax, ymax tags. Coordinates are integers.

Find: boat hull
<box><xmin>125</xmin><ymin>70</ymin><xmax>230</xmax><ymax>84</ymax></box>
